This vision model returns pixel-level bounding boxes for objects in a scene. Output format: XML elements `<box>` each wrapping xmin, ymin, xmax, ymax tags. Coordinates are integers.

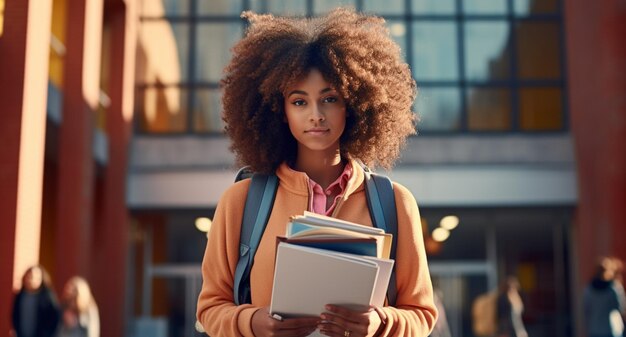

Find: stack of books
<box><xmin>269</xmin><ymin>211</ymin><xmax>394</xmax><ymax>335</ymax></box>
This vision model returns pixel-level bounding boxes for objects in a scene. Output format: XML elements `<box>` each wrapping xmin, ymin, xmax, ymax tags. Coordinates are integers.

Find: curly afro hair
<box><xmin>222</xmin><ymin>7</ymin><xmax>417</xmax><ymax>174</ymax></box>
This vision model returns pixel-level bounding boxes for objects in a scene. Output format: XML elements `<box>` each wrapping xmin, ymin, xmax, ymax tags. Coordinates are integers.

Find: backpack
<box><xmin>471</xmin><ymin>290</ymin><xmax>498</xmax><ymax>337</ymax></box>
<box><xmin>233</xmin><ymin>165</ymin><xmax>399</xmax><ymax>307</ymax></box>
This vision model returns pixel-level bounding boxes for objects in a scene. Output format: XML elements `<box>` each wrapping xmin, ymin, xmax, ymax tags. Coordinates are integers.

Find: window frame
<box><xmin>134</xmin><ymin>0</ymin><xmax>568</xmax><ymax>135</ymax></box>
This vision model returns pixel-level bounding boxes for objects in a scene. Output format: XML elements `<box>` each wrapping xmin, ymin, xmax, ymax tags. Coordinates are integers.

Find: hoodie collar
<box><xmin>276</xmin><ymin>158</ymin><xmax>366</xmax><ymax>197</ymax></box>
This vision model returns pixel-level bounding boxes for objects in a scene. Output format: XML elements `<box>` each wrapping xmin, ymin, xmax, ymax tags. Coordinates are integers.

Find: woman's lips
<box><xmin>305</xmin><ymin>128</ymin><xmax>330</xmax><ymax>135</ymax></box>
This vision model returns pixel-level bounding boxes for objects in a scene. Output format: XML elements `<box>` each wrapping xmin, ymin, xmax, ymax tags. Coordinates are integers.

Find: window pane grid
<box><xmin>507</xmin><ymin>0</ymin><xmax>521</xmax><ymax>132</ymax></box>
<box><xmin>135</xmin><ymin>86</ymin><xmax>190</xmax><ymax>134</ymax></box>
<box><xmin>139</xmin><ymin>0</ymin><xmax>191</xmax><ymax>18</ymax></box>
<box><xmin>136</xmin><ymin>0</ymin><xmax>566</xmax><ymax>134</ymax></box>
<box><xmin>420</xmin><ymin>79</ymin><xmax>563</xmax><ymax>87</ymax></box>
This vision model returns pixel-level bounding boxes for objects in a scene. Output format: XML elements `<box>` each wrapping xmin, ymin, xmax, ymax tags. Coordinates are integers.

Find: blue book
<box><xmin>286</xmin><ymin>213</ymin><xmax>393</xmax><ymax>259</ymax></box>
<box><xmin>277</xmin><ymin>235</ymin><xmax>378</xmax><ymax>257</ymax></box>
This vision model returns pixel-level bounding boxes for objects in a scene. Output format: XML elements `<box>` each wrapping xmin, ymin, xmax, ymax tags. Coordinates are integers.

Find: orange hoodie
<box><xmin>196</xmin><ymin>159</ymin><xmax>437</xmax><ymax>336</ymax></box>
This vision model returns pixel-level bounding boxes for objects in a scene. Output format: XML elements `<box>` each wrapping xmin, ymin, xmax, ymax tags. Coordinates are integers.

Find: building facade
<box><xmin>0</xmin><ymin>0</ymin><xmax>136</xmax><ymax>336</ymax></box>
<box><xmin>0</xmin><ymin>0</ymin><xmax>624</xmax><ymax>336</ymax></box>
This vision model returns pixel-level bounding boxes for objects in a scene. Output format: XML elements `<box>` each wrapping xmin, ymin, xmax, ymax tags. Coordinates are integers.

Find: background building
<box><xmin>0</xmin><ymin>0</ymin><xmax>624</xmax><ymax>336</ymax></box>
<box><xmin>1</xmin><ymin>0</ymin><xmax>135</xmax><ymax>336</ymax></box>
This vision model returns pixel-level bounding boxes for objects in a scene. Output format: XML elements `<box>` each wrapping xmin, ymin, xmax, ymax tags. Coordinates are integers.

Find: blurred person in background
<box><xmin>496</xmin><ymin>276</ymin><xmax>528</xmax><ymax>337</ymax></box>
<box><xmin>57</xmin><ymin>276</ymin><xmax>100</xmax><ymax>337</ymax></box>
<box><xmin>11</xmin><ymin>265</ymin><xmax>61</xmax><ymax>337</ymax></box>
<box><xmin>583</xmin><ymin>256</ymin><xmax>626</xmax><ymax>337</ymax></box>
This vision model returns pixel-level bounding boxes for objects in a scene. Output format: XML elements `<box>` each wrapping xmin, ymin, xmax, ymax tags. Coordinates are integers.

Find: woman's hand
<box><xmin>251</xmin><ymin>307</ymin><xmax>319</xmax><ymax>337</ymax></box>
<box><xmin>62</xmin><ymin>309</ymin><xmax>79</xmax><ymax>327</ymax></box>
<box><xmin>318</xmin><ymin>305</ymin><xmax>383</xmax><ymax>337</ymax></box>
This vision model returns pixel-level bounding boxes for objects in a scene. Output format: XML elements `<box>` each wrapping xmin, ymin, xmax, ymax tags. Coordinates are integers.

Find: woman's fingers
<box><xmin>318</xmin><ymin>305</ymin><xmax>382</xmax><ymax>337</ymax></box>
<box><xmin>319</xmin><ymin>317</ymin><xmax>367</xmax><ymax>336</ymax></box>
<box><xmin>276</xmin><ymin>316</ymin><xmax>319</xmax><ymax>337</ymax></box>
<box><xmin>325</xmin><ymin>304</ymin><xmax>372</xmax><ymax>323</ymax></box>
<box><xmin>275</xmin><ymin>324</ymin><xmax>318</xmax><ymax>337</ymax></box>
<box><xmin>318</xmin><ymin>320</ymin><xmax>362</xmax><ymax>337</ymax></box>
<box><xmin>252</xmin><ymin>308</ymin><xmax>319</xmax><ymax>336</ymax></box>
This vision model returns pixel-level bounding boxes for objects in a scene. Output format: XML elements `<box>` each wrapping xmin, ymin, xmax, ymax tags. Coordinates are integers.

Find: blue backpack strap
<box><xmin>364</xmin><ymin>169</ymin><xmax>399</xmax><ymax>306</ymax></box>
<box><xmin>233</xmin><ymin>173</ymin><xmax>279</xmax><ymax>305</ymax></box>
<box><xmin>235</xmin><ymin>166</ymin><xmax>254</xmax><ymax>182</ymax></box>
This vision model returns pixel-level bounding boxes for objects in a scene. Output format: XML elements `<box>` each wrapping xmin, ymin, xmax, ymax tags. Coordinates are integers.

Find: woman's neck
<box><xmin>294</xmin><ymin>149</ymin><xmax>345</xmax><ymax>190</ymax></box>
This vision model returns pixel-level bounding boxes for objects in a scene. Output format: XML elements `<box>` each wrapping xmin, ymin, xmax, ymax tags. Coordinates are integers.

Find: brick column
<box><xmin>0</xmin><ymin>0</ymin><xmax>52</xmax><ymax>334</ymax></box>
<box><xmin>91</xmin><ymin>0</ymin><xmax>137</xmax><ymax>336</ymax></box>
<box><xmin>566</xmin><ymin>1</ymin><xmax>626</xmax><ymax>336</ymax></box>
<box><xmin>567</xmin><ymin>0</ymin><xmax>626</xmax><ymax>281</ymax></box>
<box><xmin>55</xmin><ymin>0</ymin><xmax>103</xmax><ymax>287</ymax></box>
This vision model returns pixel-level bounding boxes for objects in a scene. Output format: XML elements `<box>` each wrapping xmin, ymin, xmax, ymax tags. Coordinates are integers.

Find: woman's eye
<box><xmin>292</xmin><ymin>99</ymin><xmax>306</xmax><ymax>106</ymax></box>
<box><xmin>323</xmin><ymin>96</ymin><xmax>338</xmax><ymax>103</ymax></box>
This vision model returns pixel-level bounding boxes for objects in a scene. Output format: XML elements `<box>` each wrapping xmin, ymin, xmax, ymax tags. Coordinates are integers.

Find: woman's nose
<box><xmin>309</xmin><ymin>104</ymin><xmax>325</xmax><ymax>121</ymax></box>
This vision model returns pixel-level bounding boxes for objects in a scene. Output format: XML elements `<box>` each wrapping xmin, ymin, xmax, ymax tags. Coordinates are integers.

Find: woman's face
<box><xmin>63</xmin><ymin>282</ymin><xmax>78</xmax><ymax>301</ymax></box>
<box><xmin>24</xmin><ymin>267</ymin><xmax>43</xmax><ymax>292</ymax></box>
<box><xmin>283</xmin><ymin>68</ymin><xmax>346</xmax><ymax>157</ymax></box>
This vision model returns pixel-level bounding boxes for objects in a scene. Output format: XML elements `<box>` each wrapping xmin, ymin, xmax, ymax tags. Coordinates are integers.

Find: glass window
<box><xmin>519</xmin><ymin>87</ymin><xmax>563</xmax><ymax>130</ymax></box>
<box><xmin>387</xmin><ymin>20</ymin><xmax>407</xmax><ymax>61</ymax></box>
<box><xmin>194</xmin><ymin>89</ymin><xmax>224</xmax><ymax>132</ymax></box>
<box><xmin>363</xmin><ymin>0</ymin><xmax>404</xmax><ymax>15</ymax></box>
<box><xmin>423</xmin><ymin>211</ymin><xmax>489</xmax><ymax>260</ymax></box>
<box><xmin>137</xmin><ymin>21</ymin><xmax>190</xmax><ymax>84</ymax></box>
<box><xmin>464</xmin><ymin>21</ymin><xmax>510</xmax><ymax>81</ymax></box>
<box><xmin>251</xmin><ymin>0</ymin><xmax>307</xmax><ymax>16</ymax></box>
<box><xmin>415</xmin><ymin>87</ymin><xmax>462</xmax><ymax>131</ymax></box>
<box><xmin>150</xmin><ymin>276</ymin><xmax>201</xmax><ymax>337</ymax></box>
<box><xmin>49</xmin><ymin>0</ymin><xmax>66</xmax><ymax>88</ymax></box>
<box><xmin>137</xmin><ymin>87</ymin><xmax>188</xmax><ymax>133</ymax></box>
<box><xmin>198</xmin><ymin>0</ymin><xmax>242</xmax><ymax>15</ymax></box>
<box><xmin>314</xmin><ymin>0</ymin><xmax>357</xmax><ymax>15</ymax></box>
<box><xmin>516</xmin><ymin>22</ymin><xmax>561</xmax><ymax>80</ymax></box>
<box><xmin>135</xmin><ymin>0</ymin><xmax>566</xmax><ymax>134</ymax></box>
<box><xmin>195</xmin><ymin>23</ymin><xmax>243</xmax><ymax>83</ymax></box>
<box><xmin>514</xmin><ymin>0</ymin><xmax>559</xmax><ymax>16</ymax></box>
<box><xmin>140</xmin><ymin>0</ymin><xmax>190</xmax><ymax>17</ymax></box>
<box><xmin>462</xmin><ymin>0</ymin><xmax>507</xmax><ymax>15</ymax></box>
<box><xmin>466</xmin><ymin>87</ymin><xmax>511</xmax><ymax>130</ymax></box>
<box><xmin>413</xmin><ymin>22</ymin><xmax>458</xmax><ymax>81</ymax></box>
<box><xmin>411</xmin><ymin>0</ymin><xmax>456</xmax><ymax>15</ymax></box>
<box><xmin>165</xmin><ymin>213</ymin><xmax>211</xmax><ymax>263</ymax></box>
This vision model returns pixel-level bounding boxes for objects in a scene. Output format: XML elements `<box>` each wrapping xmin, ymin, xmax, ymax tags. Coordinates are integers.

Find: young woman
<box><xmin>496</xmin><ymin>276</ymin><xmax>528</xmax><ymax>337</ymax></box>
<box><xmin>57</xmin><ymin>276</ymin><xmax>100</xmax><ymax>337</ymax></box>
<box><xmin>583</xmin><ymin>257</ymin><xmax>626</xmax><ymax>337</ymax></box>
<box><xmin>196</xmin><ymin>8</ymin><xmax>437</xmax><ymax>337</ymax></box>
<box><xmin>11</xmin><ymin>265</ymin><xmax>61</xmax><ymax>337</ymax></box>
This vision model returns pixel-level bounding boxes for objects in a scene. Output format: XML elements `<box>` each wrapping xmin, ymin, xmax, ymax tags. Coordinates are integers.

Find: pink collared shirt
<box><xmin>308</xmin><ymin>162</ymin><xmax>353</xmax><ymax>216</ymax></box>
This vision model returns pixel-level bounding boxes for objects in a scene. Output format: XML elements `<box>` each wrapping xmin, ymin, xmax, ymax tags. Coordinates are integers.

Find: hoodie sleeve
<box><xmin>196</xmin><ymin>180</ymin><xmax>261</xmax><ymax>337</ymax></box>
<box><xmin>375</xmin><ymin>183</ymin><xmax>438</xmax><ymax>336</ymax></box>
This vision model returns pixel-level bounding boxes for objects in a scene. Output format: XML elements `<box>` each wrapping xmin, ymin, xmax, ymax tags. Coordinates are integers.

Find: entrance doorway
<box><xmin>430</xmin><ymin>262</ymin><xmax>493</xmax><ymax>337</ymax></box>
<box><xmin>129</xmin><ymin>206</ymin><xmax>573</xmax><ymax>337</ymax></box>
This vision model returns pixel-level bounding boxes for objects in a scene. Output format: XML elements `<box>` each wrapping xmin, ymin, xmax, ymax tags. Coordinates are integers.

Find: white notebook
<box><xmin>270</xmin><ymin>242</ymin><xmax>393</xmax><ymax>337</ymax></box>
